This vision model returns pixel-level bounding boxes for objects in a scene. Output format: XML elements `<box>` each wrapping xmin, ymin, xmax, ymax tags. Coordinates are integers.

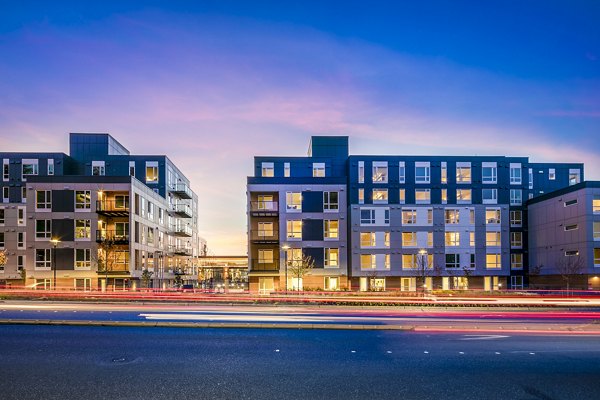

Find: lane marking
<box><xmin>459</xmin><ymin>334</ymin><xmax>509</xmax><ymax>340</ymax></box>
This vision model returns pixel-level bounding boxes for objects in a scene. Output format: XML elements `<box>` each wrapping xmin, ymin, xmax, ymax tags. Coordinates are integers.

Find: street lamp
<box><xmin>418</xmin><ymin>248</ymin><xmax>428</xmax><ymax>294</ymax></box>
<box><xmin>50</xmin><ymin>238</ymin><xmax>61</xmax><ymax>290</ymax></box>
<box><xmin>281</xmin><ymin>244</ymin><xmax>290</xmax><ymax>294</ymax></box>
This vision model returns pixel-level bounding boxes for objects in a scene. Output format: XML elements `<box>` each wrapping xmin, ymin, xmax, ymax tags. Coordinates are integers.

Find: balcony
<box><xmin>96</xmin><ymin>230</ymin><xmax>130</xmax><ymax>245</ymax></box>
<box><xmin>250</xmin><ymin>230</ymin><xmax>279</xmax><ymax>244</ymax></box>
<box><xmin>251</xmin><ymin>259</ymin><xmax>280</xmax><ymax>272</ymax></box>
<box><xmin>169</xmin><ymin>245</ymin><xmax>193</xmax><ymax>256</ymax></box>
<box><xmin>170</xmin><ymin>224</ymin><xmax>193</xmax><ymax>237</ymax></box>
<box><xmin>250</xmin><ymin>201</ymin><xmax>278</xmax><ymax>217</ymax></box>
<box><xmin>96</xmin><ymin>200</ymin><xmax>130</xmax><ymax>217</ymax></box>
<box><xmin>168</xmin><ymin>203</ymin><xmax>193</xmax><ymax>218</ymax></box>
<box><xmin>169</xmin><ymin>182</ymin><xmax>193</xmax><ymax>199</ymax></box>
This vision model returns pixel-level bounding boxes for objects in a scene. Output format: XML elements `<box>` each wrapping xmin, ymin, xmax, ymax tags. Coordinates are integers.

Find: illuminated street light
<box><xmin>281</xmin><ymin>244</ymin><xmax>290</xmax><ymax>294</ymax></box>
<box><xmin>50</xmin><ymin>238</ymin><xmax>61</xmax><ymax>290</ymax></box>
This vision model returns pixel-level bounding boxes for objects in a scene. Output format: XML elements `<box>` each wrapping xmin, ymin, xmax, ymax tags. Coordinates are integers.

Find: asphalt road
<box><xmin>0</xmin><ymin>324</ymin><xmax>599</xmax><ymax>400</ymax></box>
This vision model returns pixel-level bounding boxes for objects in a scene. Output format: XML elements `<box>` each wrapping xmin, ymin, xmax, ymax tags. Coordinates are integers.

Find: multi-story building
<box><xmin>528</xmin><ymin>181</ymin><xmax>600</xmax><ymax>290</ymax></box>
<box><xmin>0</xmin><ymin>133</ymin><xmax>204</xmax><ymax>290</ymax></box>
<box><xmin>246</xmin><ymin>135</ymin><xmax>583</xmax><ymax>293</ymax></box>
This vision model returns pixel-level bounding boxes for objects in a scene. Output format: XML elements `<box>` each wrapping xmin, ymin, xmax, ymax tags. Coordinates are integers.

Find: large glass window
<box><xmin>372</xmin><ymin>162</ymin><xmax>388</xmax><ymax>183</ymax></box>
<box><xmin>286</xmin><ymin>192</ymin><xmax>302</xmax><ymax>211</ymax></box>
<box><xmin>569</xmin><ymin>169</ymin><xmax>580</xmax><ymax>185</ymax></box>
<box><xmin>441</xmin><ymin>162</ymin><xmax>447</xmax><ymax>184</ymax></box>
<box><xmin>261</xmin><ymin>162</ymin><xmax>274</xmax><ymax>177</ymax></box>
<box><xmin>486</xmin><ymin>253</ymin><xmax>501</xmax><ymax>269</ymax></box>
<box><xmin>312</xmin><ymin>163</ymin><xmax>325</xmax><ymax>177</ymax></box>
<box><xmin>593</xmin><ymin>196</ymin><xmax>600</xmax><ymax>214</ymax></box>
<box><xmin>258</xmin><ymin>249</ymin><xmax>274</xmax><ymax>264</ymax></box>
<box><xmin>358</xmin><ymin>161</ymin><xmax>364</xmax><ymax>183</ymax></box>
<box><xmin>445</xmin><ymin>232</ymin><xmax>460</xmax><ymax>247</ymax></box>
<box><xmin>445</xmin><ymin>209</ymin><xmax>460</xmax><ymax>224</ymax></box>
<box><xmin>510</xmin><ymin>189</ymin><xmax>522</xmax><ymax>205</ymax></box>
<box><xmin>511</xmin><ymin>253</ymin><xmax>523</xmax><ymax>269</ymax></box>
<box><xmin>445</xmin><ymin>254</ymin><xmax>460</xmax><ymax>269</ymax></box>
<box><xmin>415</xmin><ymin>162</ymin><xmax>430</xmax><ymax>184</ymax></box>
<box><xmin>75</xmin><ymin>248</ymin><xmax>91</xmax><ymax>269</ymax></box>
<box><xmin>482</xmin><ymin>163</ymin><xmax>497</xmax><ymax>184</ymax></box>
<box><xmin>75</xmin><ymin>190</ymin><xmax>91</xmax><ymax>210</ymax></box>
<box><xmin>36</xmin><ymin>190</ymin><xmax>52</xmax><ymax>210</ymax></box>
<box><xmin>402</xmin><ymin>254</ymin><xmax>417</xmax><ymax>269</ymax></box>
<box><xmin>75</xmin><ymin>220</ymin><xmax>91</xmax><ymax>240</ymax></box>
<box><xmin>22</xmin><ymin>159</ymin><xmax>39</xmax><ymax>178</ymax></box>
<box><xmin>456</xmin><ymin>163</ymin><xmax>471</xmax><ymax>183</ymax></box>
<box><xmin>35</xmin><ymin>219</ymin><xmax>51</xmax><ymax>239</ymax></box>
<box><xmin>415</xmin><ymin>189</ymin><xmax>431</xmax><ymax>204</ymax></box>
<box><xmin>360</xmin><ymin>254</ymin><xmax>376</xmax><ymax>269</ymax></box>
<box><xmin>510</xmin><ymin>210</ymin><xmax>522</xmax><ymax>226</ymax></box>
<box><xmin>511</xmin><ymin>232</ymin><xmax>523</xmax><ymax>248</ymax></box>
<box><xmin>509</xmin><ymin>163</ymin><xmax>522</xmax><ymax>185</ymax></box>
<box><xmin>324</xmin><ymin>220</ymin><xmax>339</xmax><ymax>239</ymax></box>
<box><xmin>593</xmin><ymin>222</ymin><xmax>600</xmax><ymax>240</ymax></box>
<box><xmin>323</xmin><ymin>191</ymin><xmax>338</xmax><ymax>211</ymax></box>
<box><xmin>398</xmin><ymin>161</ymin><xmax>406</xmax><ymax>183</ymax></box>
<box><xmin>486</xmin><ymin>232</ymin><xmax>501</xmax><ymax>246</ymax></box>
<box><xmin>402</xmin><ymin>232</ymin><xmax>417</xmax><ymax>247</ymax></box>
<box><xmin>399</xmin><ymin>189</ymin><xmax>406</xmax><ymax>204</ymax></box>
<box><xmin>360</xmin><ymin>209</ymin><xmax>376</xmax><ymax>225</ymax></box>
<box><xmin>286</xmin><ymin>220</ymin><xmax>302</xmax><ymax>239</ymax></box>
<box><xmin>145</xmin><ymin>161</ymin><xmax>159</xmax><ymax>183</ymax></box>
<box><xmin>372</xmin><ymin>189</ymin><xmax>388</xmax><ymax>204</ymax></box>
<box><xmin>92</xmin><ymin>161</ymin><xmax>105</xmax><ymax>176</ymax></box>
<box><xmin>456</xmin><ymin>189</ymin><xmax>472</xmax><ymax>204</ymax></box>
<box><xmin>595</xmin><ymin>248</ymin><xmax>600</xmax><ymax>266</ymax></box>
<box><xmin>486</xmin><ymin>208</ymin><xmax>501</xmax><ymax>224</ymax></box>
<box><xmin>402</xmin><ymin>209</ymin><xmax>417</xmax><ymax>225</ymax></box>
<box><xmin>482</xmin><ymin>189</ymin><xmax>497</xmax><ymax>204</ymax></box>
<box><xmin>35</xmin><ymin>248</ymin><xmax>51</xmax><ymax>269</ymax></box>
<box><xmin>360</xmin><ymin>232</ymin><xmax>376</xmax><ymax>247</ymax></box>
<box><xmin>324</xmin><ymin>248</ymin><xmax>339</xmax><ymax>268</ymax></box>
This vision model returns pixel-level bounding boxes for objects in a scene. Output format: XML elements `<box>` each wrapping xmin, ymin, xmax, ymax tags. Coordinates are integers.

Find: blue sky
<box><xmin>1</xmin><ymin>1</ymin><xmax>598</xmax><ymax>253</ymax></box>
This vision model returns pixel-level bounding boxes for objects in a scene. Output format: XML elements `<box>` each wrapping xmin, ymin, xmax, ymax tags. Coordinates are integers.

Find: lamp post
<box><xmin>281</xmin><ymin>245</ymin><xmax>290</xmax><ymax>294</ymax></box>
<box><xmin>418</xmin><ymin>248</ymin><xmax>428</xmax><ymax>294</ymax></box>
<box><xmin>50</xmin><ymin>238</ymin><xmax>61</xmax><ymax>291</ymax></box>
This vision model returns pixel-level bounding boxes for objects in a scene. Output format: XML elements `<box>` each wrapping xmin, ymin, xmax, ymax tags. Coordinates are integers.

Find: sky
<box><xmin>1</xmin><ymin>1</ymin><xmax>599</xmax><ymax>254</ymax></box>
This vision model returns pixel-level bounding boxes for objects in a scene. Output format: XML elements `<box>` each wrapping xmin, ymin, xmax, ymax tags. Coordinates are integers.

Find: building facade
<box><xmin>0</xmin><ymin>133</ymin><xmax>204</xmax><ymax>290</ymax></box>
<box><xmin>246</xmin><ymin>136</ymin><xmax>584</xmax><ymax>292</ymax></box>
<box><xmin>528</xmin><ymin>181</ymin><xmax>600</xmax><ymax>290</ymax></box>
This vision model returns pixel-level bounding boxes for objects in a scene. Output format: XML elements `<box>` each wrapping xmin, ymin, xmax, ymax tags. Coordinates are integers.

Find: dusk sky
<box><xmin>1</xmin><ymin>1</ymin><xmax>598</xmax><ymax>254</ymax></box>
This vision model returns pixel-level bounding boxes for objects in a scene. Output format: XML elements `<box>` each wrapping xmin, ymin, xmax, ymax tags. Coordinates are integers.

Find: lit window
<box><xmin>456</xmin><ymin>189</ymin><xmax>472</xmax><ymax>204</ymax></box>
<box><xmin>92</xmin><ymin>161</ymin><xmax>105</xmax><ymax>176</ymax></box>
<box><xmin>402</xmin><ymin>232</ymin><xmax>417</xmax><ymax>247</ymax></box>
<box><xmin>313</xmin><ymin>163</ymin><xmax>325</xmax><ymax>177</ymax></box>
<box><xmin>261</xmin><ymin>162</ymin><xmax>274</xmax><ymax>177</ymax></box>
<box><xmin>486</xmin><ymin>253</ymin><xmax>501</xmax><ymax>269</ymax></box>
<box><xmin>256</xmin><ymin>195</ymin><xmax>274</xmax><ymax>211</ymax></box>
<box><xmin>399</xmin><ymin>189</ymin><xmax>405</xmax><ymax>204</ymax></box>
<box><xmin>415</xmin><ymin>189</ymin><xmax>430</xmax><ymax>204</ymax></box>
<box><xmin>325</xmin><ymin>248</ymin><xmax>339</xmax><ymax>268</ymax></box>
<box><xmin>445</xmin><ymin>209</ymin><xmax>460</xmax><ymax>224</ymax></box>
<box><xmin>258</xmin><ymin>249</ymin><xmax>274</xmax><ymax>264</ymax></box>
<box><xmin>427</xmin><ymin>208</ymin><xmax>433</xmax><ymax>224</ymax></box>
<box><xmin>441</xmin><ymin>189</ymin><xmax>447</xmax><ymax>204</ymax></box>
<box><xmin>511</xmin><ymin>253</ymin><xmax>523</xmax><ymax>269</ymax></box>
<box><xmin>75</xmin><ymin>220</ymin><xmax>91</xmax><ymax>240</ymax></box>
<box><xmin>372</xmin><ymin>162</ymin><xmax>388</xmax><ymax>183</ymax></box>
<box><xmin>441</xmin><ymin>162</ymin><xmax>447</xmax><ymax>184</ymax></box>
<box><xmin>323</xmin><ymin>191</ymin><xmax>339</xmax><ymax>211</ymax></box>
<box><xmin>358</xmin><ymin>188</ymin><xmax>364</xmax><ymax>204</ymax></box>
<box><xmin>486</xmin><ymin>232</ymin><xmax>501</xmax><ymax>246</ymax></box>
<box><xmin>427</xmin><ymin>232</ymin><xmax>433</xmax><ymax>247</ymax></box>
<box><xmin>402</xmin><ymin>209</ymin><xmax>417</xmax><ymax>225</ymax></box>
<box><xmin>569</xmin><ymin>169</ymin><xmax>580</xmax><ymax>185</ymax></box>
<box><xmin>360</xmin><ymin>254</ymin><xmax>376</xmax><ymax>269</ymax></box>
<box><xmin>145</xmin><ymin>161</ymin><xmax>159</xmax><ymax>183</ymax></box>
<box><xmin>565</xmin><ymin>250</ymin><xmax>579</xmax><ymax>256</ymax></box>
<box><xmin>286</xmin><ymin>192</ymin><xmax>302</xmax><ymax>211</ymax></box>
<box><xmin>385</xmin><ymin>254</ymin><xmax>390</xmax><ymax>269</ymax></box>
<box><xmin>456</xmin><ymin>163</ymin><xmax>471</xmax><ymax>183</ymax></box>
<box><xmin>286</xmin><ymin>220</ymin><xmax>302</xmax><ymax>239</ymax></box>
<box><xmin>470</xmin><ymin>232</ymin><xmax>475</xmax><ymax>247</ymax></box>
<box><xmin>398</xmin><ymin>161</ymin><xmax>405</xmax><ymax>183</ymax></box>
<box><xmin>373</xmin><ymin>189</ymin><xmax>388</xmax><ymax>204</ymax></box>
<box><xmin>360</xmin><ymin>232</ymin><xmax>376</xmax><ymax>247</ymax></box>
<box><xmin>486</xmin><ymin>208</ymin><xmax>501</xmax><ymax>224</ymax></box>
<box><xmin>75</xmin><ymin>248</ymin><xmax>91</xmax><ymax>269</ymax></box>
<box><xmin>384</xmin><ymin>232</ymin><xmax>390</xmax><ymax>247</ymax></box>
<box><xmin>510</xmin><ymin>163</ymin><xmax>522</xmax><ymax>185</ymax></box>
<box><xmin>402</xmin><ymin>254</ymin><xmax>417</xmax><ymax>269</ymax></box>
<box><xmin>594</xmin><ymin>222</ymin><xmax>600</xmax><ymax>240</ymax></box>
<box><xmin>549</xmin><ymin>168</ymin><xmax>556</xmax><ymax>180</ymax></box>
<box><xmin>36</xmin><ymin>190</ymin><xmax>52</xmax><ymax>210</ymax></box>
<box><xmin>595</xmin><ymin>249</ymin><xmax>600</xmax><ymax>266</ymax></box>
<box><xmin>593</xmin><ymin>196</ymin><xmax>600</xmax><ymax>213</ymax></box>
<box><xmin>75</xmin><ymin>191</ymin><xmax>91</xmax><ymax>210</ymax></box>
<box><xmin>511</xmin><ymin>232</ymin><xmax>522</xmax><ymax>248</ymax></box>
<box><xmin>284</xmin><ymin>162</ymin><xmax>290</xmax><ymax>177</ymax></box>
<box><xmin>482</xmin><ymin>163</ymin><xmax>497</xmax><ymax>184</ymax></box>
<box><xmin>358</xmin><ymin>161</ymin><xmax>364</xmax><ymax>183</ymax></box>
<box><xmin>445</xmin><ymin>232</ymin><xmax>460</xmax><ymax>247</ymax></box>
<box><xmin>415</xmin><ymin>162</ymin><xmax>430</xmax><ymax>184</ymax></box>
<box><xmin>324</xmin><ymin>220</ymin><xmax>339</xmax><ymax>239</ymax></box>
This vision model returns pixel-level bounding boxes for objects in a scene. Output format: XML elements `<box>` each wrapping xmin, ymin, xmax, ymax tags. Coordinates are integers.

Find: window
<box><xmin>372</xmin><ymin>162</ymin><xmax>388</xmax><ymax>183</ymax></box>
<box><xmin>323</xmin><ymin>192</ymin><xmax>338</xmax><ymax>211</ymax></box>
<box><xmin>286</xmin><ymin>192</ymin><xmax>302</xmax><ymax>211</ymax></box>
<box><xmin>486</xmin><ymin>208</ymin><xmax>501</xmax><ymax>224</ymax></box>
<box><xmin>529</xmin><ymin>168</ymin><xmax>534</xmax><ymax>190</ymax></box>
<box><xmin>415</xmin><ymin>189</ymin><xmax>430</xmax><ymax>204</ymax></box>
<box><xmin>441</xmin><ymin>162</ymin><xmax>447</xmax><ymax>184</ymax></box>
<box><xmin>445</xmin><ymin>254</ymin><xmax>460</xmax><ymax>269</ymax></box>
<box><xmin>2</xmin><ymin>159</ymin><xmax>8</xmax><ymax>181</ymax></box>
<box><xmin>569</xmin><ymin>169</ymin><xmax>580</xmax><ymax>185</ymax></box>
<box><xmin>256</xmin><ymin>195</ymin><xmax>274</xmax><ymax>211</ymax></box>
<box><xmin>470</xmin><ymin>253</ymin><xmax>476</xmax><ymax>269</ymax></box>
<box><xmin>258</xmin><ymin>249</ymin><xmax>274</xmax><ymax>264</ymax></box>
<box><xmin>358</xmin><ymin>188</ymin><xmax>364</xmax><ymax>204</ymax></box>
<box><xmin>510</xmin><ymin>189</ymin><xmax>522</xmax><ymax>205</ymax></box>
<box><xmin>22</xmin><ymin>159</ymin><xmax>39</xmax><ymax>179</ymax></box>
<box><xmin>385</xmin><ymin>254</ymin><xmax>390</xmax><ymax>269</ymax></box>
<box><xmin>115</xmin><ymin>195</ymin><xmax>129</xmax><ymax>209</ymax></box>
<box><xmin>75</xmin><ymin>248</ymin><xmax>91</xmax><ymax>269</ymax></box>
<box><xmin>456</xmin><ymin>189</ymin><xmax>472</xmax><ymax>204</ymax></box>
<box><xmin>594</xmin><ymin>222</ymin><xmax>600</xmax><ymax>240</ymax></box>
<box><xmin>402</xmin><ymin>254</ymin><xmax>417</xmax><ymax>269</ymax></box>
<box><xmin>511</xmin><ymin>232</ymin><xmax>522</xmax><ymax>248</ymax></box>
<box><xmin>427</xmin><ymin>208</ymin><xmax>433</xmax><ymax>224</ymax></box>
<box><xmin>324</xmin><ymin>248</ymin><xmax>339</xmax><ymax>268</ymax></box>
<box><xmin>482</xmin><ymin>163</ymin><xmax>497</xmax><ymax>184</ymax></box>
<box><xmin>384</xmin><ymin>209</ymin><xmax>390</xmax><ymax>225</ymax></box>
<box><xmin>402</xmin><ymin>232</ymin><xmax>417</xmax><ymax>247</ymax></box>
<box><xmin>143</xmin><ymin>161</ymin><xmax>158</xmax><ymax>183</ymax></box>
<box><xmin>510</xmin><ymin>163</ymin><xmax>522</xmax><ymax>185</ymax></box>
<box><xmin>415</xmin><ymin>162</ymin><xmax>430</xmax><ymax>183</ymax></box>
<box><xmin>427</xmin><ymin>232</ymin><xmax>433</xmax><ymax>247</ymax></box>
<box><xmin>511</xmin><ymin>253</ymin><xmax>523</xmax><ymax>269</ymax></box>
<box><xmin>324</xmin><ymin>220</ymin><xmax>339</xmax><ymax>239</ymax></box>
<box><xmin>17</xmin><ymin>207</ymin><xmax>25</xmax><ymax>226</ymax></box>
<box><xmin>360</xmin><ymin>232</ymin><xmax>376</xmax><ymax>247</ymax></box>
<box><xmin>0</xmin><ymin>232</ymin><xmax>4</xmax><ymax>248</ymax></box>
<box><xmin>445</xmin><ymin>232</ymin><xmax>460</xmax><ymax>247</ymax></box>
<box><xmin>373</xmin><ymin>189</ymin><xmax>388</xmax><ymax>204</ymax></box>
<box><xmin>21</xmin><ymin>186</ymin><xmax>27</xmax><ymax>203</ymax></box>
<box><xmin>456</xmin><ymin>163</ymin><xmax>471</xmax><ymax>183</ymax></box>
<box><xmin>75</xmin><ymin>220</ymin><xmax>91</xmax><ymax>240</ymax></box>
<box><xmin>486</xmin><ymin>232</ymin><xmax>501</xmax><ymax>246</ymax></box>
<box><xmin>402</xmin><ymin>209</ymin><xmax>416</xmax><ymax>225</ymax></box>
<box><xmin>486</xmin><ymin>253</ymin><xmax>501</xmax><ymax>269</ymax></box>
<box><xmin>510</xmin><ymin>211</ymin><xmax>522</xmax><ymax>226</ymax></box>
<box><xmin>385</xmin><ymin>232</ymin><xmax>390</xmax><ymax>247</ymax></box>
<box><xmin>594</xmin><ymin>196</ymin><xmax>600</xmax><ymax>214</ymax></box>
<box><xmin>360</xmin><ymin>209</ymin><xmax>375</xmax><ymax>225</ymax></box>
<box><xmin>595</xmin><ymin>249</ymin><xmax>600</xmax><ymax>266</ymax></box>
<box><xmin>284</xmin><ymin>162</ymin><xmax>290</xmax><ymax>177</ymax></box>
<box><xmin>360</xmin><ymin>254</ymin><xmax>376</xmax><ymax>270</ymax></box>
<box><xmin>0</xmin><ymin>207</ymin><xmax>4</xmax><ymax>224</ymax></box>
<box><xmin>2</xmin><ymin>187</ymin><xmax>8</xmax><ymax>203</ymax></box>
<box><xmin>36</xmin><ymin>190</ymin><xmax>52</xmax><ymax>210</ymax></box>
<box><xmin>36</xmin><ymin>219</ymin><xmax>51</xmax><ymax>239</ymax></box>
<box><xmin>17</xmin><ymin>255</ymin><xmax>24</xmax><ymax>271</ymax></box>
<box><xmin>469</xmin><ymin>209</ymin><xmax>475</xmax><ymax>224</ymax></box>
<box><xmin>36</xmin><ymin>248</ymin><xmax>51</xmax><ymax>269</ymax></box>
<box><xmin>129</xmin><ymin>161</ymin><xmax>135</xmax><ymax>177</ymax></box>
<box><xmin>441</xmin><ymin>189</ymin><xmax>447</xmax><ymax>204</ymax></box>
<box><xmin>92</xmin><ymin>161</ymin><xmax>105</xmax><ymax>176</ymax></box>
<box><xmin>398</xmin><ymin>161</ymin><xmax>406</xmax><ymax>183</ymax></box>
<box><xmin>565</xmin><ymin>250</ymin><xmax>579</xmax><ymax>257</ymax></box>
<box><xmin>261</xmin><ymin>162</ymin><xmax>274</xmax><ymax>177</ymax></box>
<box><xmin>47</xmin><ymin>159</ymin><xmax>54</xmax><ymax>175</ymax></box>
<box><xmin>549</xmin><ymin>168</ymin><xmax>556</xmax><ymax>180</ymax></box>
<box><xmin>17</xmin><ymin>232</ymin><xmax>25</xmax><ymax>248</ymax></box>
<box><xmin>564</xmin><ymin>199</ymin><xmax>578</xmax><ymax>207</ymax></box>
<box><xmin>358</xmin><ymin>161</ymin><xmax>364</xmax><ymax>183</ymax></box>
<box><xmin>445</xmin><ymin>209</ymin><xmax>460</xmax><ymax>224</ymax></box>
<box><xmin>482</xmin><ymin>189</ymin><xmax>497</xmax><ymax>204</ymax></box>
<box><xmin>115</xmin><ymin>222</ymin><xmax>129</xmax><ymax>239</ymax></box>
<box><xmin>75</xmin><ymin>191</ymin><xmax>91</xmax><ymax>209</ymax></box>
<box><xmin>286</xmin><ymin>220</ymin><xmax>302</xmax><ymax>239</ymax></box>
<box><xmin>564</xmin><ymin>224</ymin><xmax>578</xmax><ymax>232</ymax></box>
<box><xmin>313</xmin><ymin>163</ymin><xmax>325</xmax><ymax>177</ymax></box>
<box><xmin>399</xmin><ymin>189</ymin><xmax>406</xmax><ymax>204</ymax></box>
<box><xmin>470</xmin><ymin>232</ymin><xmax>475</xmax><ymax>247</ymax></box>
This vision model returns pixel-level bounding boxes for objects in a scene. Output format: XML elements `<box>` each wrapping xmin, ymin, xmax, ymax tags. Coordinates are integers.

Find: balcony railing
<box><xmin>250</xmin><ymin>201</ymin><xmax>278</xmax><ymax>215</ymax></box>
<box><xmin>96</xmin><ymin>230</ymin><xmax>130</xmax><ymax>244</ymax></box>
<box><xmin>169</xmin><ymin>245</ymin><xmax>193</xmax><ymax>256</ymax></box>
<box><xmin>168</xmin><ymin>203</ymin><xmax>192</xmax><ymax>218</ymax></box>
<box><xmin>250</xmin><ymin>230</ymin><xmax>279</xmax><ymax>243</ymax></box>
<box><xmin>250</xmin><ymin>259</ymin><xmax>280</xmax><ymax>272</ymax></box>
<box><xmin>96</xmin><ymin>200</ymin><xmax>130</xmax><ymax>216</ymax></box>
<box><xmin>168</xmin><ymin>183</ymin><xmax>193</xmax><ymax>199</ymax></box>
<box><xmin>170</xmin><ymin>224</ymin><xmax>193</xmax><ymax>237</ymax></box>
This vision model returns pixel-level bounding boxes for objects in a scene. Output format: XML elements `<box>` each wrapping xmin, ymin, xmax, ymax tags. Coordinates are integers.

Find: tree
<box><xmin>94</xmin><ymin>239</ymin><xmax>119</xmax><ymax>291</ymax></box>
<box><xmin>287</xmin><ymin>254</ymin><xmax>314</xmax><ymax>291</ymax></box>
<box><xmin>556</xmin><ymin>255</ymin><xmax>585</xmax><ymax>294</ymax></box>
<box><xmin>415</xmin><ymin>251</ymin><xmax>433</xmax><ymax>295</ymax></box>
<box><xmin>141</xmin><ymin>269</ymin><xmax>154</xmax><ymax>289</ymax></box>
<box><xmin>366</xmin><ymin>270</ymin><xmax>381</xmax><ymax>292</ymax></box>
<box><xmin>528</xmin><ymin>264</ymin><xmax>544</xmax><ymax>289</ymax></box>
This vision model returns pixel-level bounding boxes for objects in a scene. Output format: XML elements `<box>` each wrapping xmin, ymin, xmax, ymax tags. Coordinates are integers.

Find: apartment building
<box><xmin>528</xmin><ymin>181</ymin><xmax>600</xmax><ymax>290</ymax></box>
<box><xmin>246</xmin><ymin>135</ymin><xmax>583</xmax><ymax>292</ymax></box>
<box><xmin>0</xmin><ymin>133</ymin><xmax>204</xmax><ymax>290</ymax></box>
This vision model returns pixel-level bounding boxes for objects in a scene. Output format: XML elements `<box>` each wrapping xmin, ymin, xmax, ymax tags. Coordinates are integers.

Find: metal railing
<box><xmin>250</xmin><ymin>230</ymin><xmax>279</xmax><ymax>241</ymax></box>
<box><xmin>96</xmin><ymin>199</ymin><xmax>130</xmax><ymax>213</ymax></box>
<box><xmin>251</xmin><ymin>260</ymin><xmax>280</xmax><ymax>271</ymax></box>
<box><xmin>96</xmin><ymin>230</ymin><xmax>130</xmax><ymax>243</ymax></box>
<box><xmin>250</xmin><ymin>201</ymin><xmax>278</xmax><ymax>212</ymax></box>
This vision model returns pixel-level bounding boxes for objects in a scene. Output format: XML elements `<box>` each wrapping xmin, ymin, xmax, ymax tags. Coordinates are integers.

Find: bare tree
<box><xmin>415</xmin><ymin>252</ymin><xmax>433</xmax><ymax>296</ymax></box>
<box><xmin>94</xmin><ymin>239</ymin><xmax>119</xmax><ymax>291</ymax></box>
<box><xmin>141</xmin><ymin>269</ymin><xmax>154</xmax><ymax>289</ymax></box>
<box><xmin>528</xmin><ymin>264</ymin><xmax>544</xmax><ymax>289</ymax></box>
<box><xmin>366</xmin><ymin>270</ymin><xmax>380</xmax><ymax>292</ymax></box>
<box><xmin>287</xmin><ymin>254</ymin><xmax>315</xmax><ymax>291</ymax></box>
<box><xmin>556</xmin><ymin>255</ymin><xmax>585</xmax><ymax>294</ymax></box>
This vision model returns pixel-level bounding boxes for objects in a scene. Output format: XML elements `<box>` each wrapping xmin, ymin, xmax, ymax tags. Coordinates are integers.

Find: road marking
<box><xmin>459</xmin><ymin>351</ymin><xmax>465</xmax><ymax>354</ymax></box>
<box><xmin>386</xmin><ymin>351</ymin><xmax>392</xmax><ymax>354</ymax></box>
<box><xmin>495</xmin><ymin>352</ymin><xmax>501</xmax><ymax>354</ymax></box>
<box><xmin>424</xmin><ymin>351</ymin><xmax>429</xmax><ymax>354</ymax></box>
<box><xmin>274</xmin><ymin>349</ymin><xmax>280</xmax><ymax>352</ymax></box>
<box><xmin>459</xmin><ymin>334</ymin><xmax>509</xmax><ymax>340</ymax></box>
<box><xmin>351</xmin><ymin>350</ymin><xmax>356</xmax><ymax>353</ymax></box>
